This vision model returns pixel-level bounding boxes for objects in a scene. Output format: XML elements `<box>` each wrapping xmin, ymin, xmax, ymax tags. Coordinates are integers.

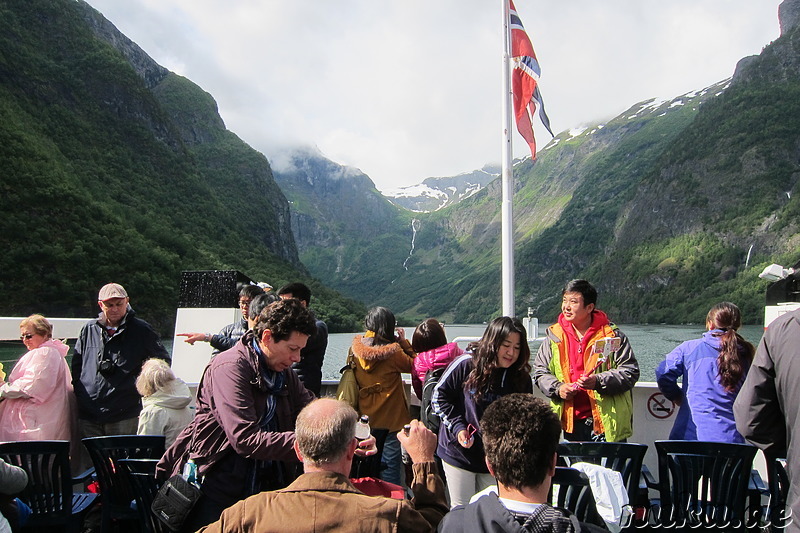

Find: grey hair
<box><xmin>295</xmin><ymin>399</ymin><xmax>358</xmax><ymax>466</ymax></box>
<box><xmin>135</xmin><ymin>358</ymin><xmax>176</xmax><ymax>397</ymax></box>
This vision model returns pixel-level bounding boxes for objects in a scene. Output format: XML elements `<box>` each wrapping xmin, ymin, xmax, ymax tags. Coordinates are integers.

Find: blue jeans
<box><xmin>380</xmin><ymin>431</ymin><xmax>403</xmax><ymax>486</ymax></box>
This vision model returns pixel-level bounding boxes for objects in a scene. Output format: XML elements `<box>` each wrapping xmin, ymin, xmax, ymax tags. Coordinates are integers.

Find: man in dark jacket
<box><xmin>735</xmin><ymin>307</ymin><xmax>800</xmax><ymax>533</ymax></box>
<box><xmin>72</xmin><ymin>282</ymin><xmax>169</xmax><ymax>440</ymax></box>
<box><xmin>277</xmin><ymin>282</ymin><xmax>328</xmax><ymax>396</ymax></box>
<box><xmin>439</xmin><ymin>394</ymin><xmax>605</xmax><ymax>533</ymax></box>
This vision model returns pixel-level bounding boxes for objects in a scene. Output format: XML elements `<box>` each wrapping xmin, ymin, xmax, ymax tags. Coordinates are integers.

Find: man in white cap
<box><xmin>72</xmin><ymin>282</ymin><xmax>170</xmax><ymax>443</ymax></box>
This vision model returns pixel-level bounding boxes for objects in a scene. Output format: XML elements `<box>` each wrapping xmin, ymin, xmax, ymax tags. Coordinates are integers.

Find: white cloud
<box><xmin>86</xmin><ymin>0</ymin><xmax>782</xmax><ymax>192</ymax></box>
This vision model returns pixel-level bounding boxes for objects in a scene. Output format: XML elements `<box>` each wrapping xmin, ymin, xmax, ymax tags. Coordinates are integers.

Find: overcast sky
<box><xmin>84</xmin><ymin>0</ymin><xmax>783</xmax><ymax>193</ymax></box>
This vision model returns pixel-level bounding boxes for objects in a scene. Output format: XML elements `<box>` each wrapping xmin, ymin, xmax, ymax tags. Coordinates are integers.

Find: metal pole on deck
<box><xmin>501</xmin><ymin>0</ymin><xmax>515</xmax><ymax>318</ymax></box>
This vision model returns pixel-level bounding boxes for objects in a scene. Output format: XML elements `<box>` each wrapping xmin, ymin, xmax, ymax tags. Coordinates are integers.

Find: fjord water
<box><xmin>321</xmin><ymin>323</ymin><xmax>765</xmax><ymax>383</ymax></box>
<box><xmin>0</xmin><ymin>324</ymin><xmax>764</xmax><ymax>383</ymax></box>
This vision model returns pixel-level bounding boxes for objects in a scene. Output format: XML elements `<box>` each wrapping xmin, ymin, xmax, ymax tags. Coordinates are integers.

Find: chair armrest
<box><xmin>641</xmin><ymin>464</ymin><xmax>657</xmax><ymax>490</ymax></box>
<box><xmin>73</xmin><ymin>466</ymin><xmax>96</xmax><ymax>485</ymax></box>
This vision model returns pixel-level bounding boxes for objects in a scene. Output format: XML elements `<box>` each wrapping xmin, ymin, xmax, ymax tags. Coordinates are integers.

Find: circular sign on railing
<box><xmin>647</xmin><ymin>392</ymin><xmax>675</xmax><ymax>419</ymax></box>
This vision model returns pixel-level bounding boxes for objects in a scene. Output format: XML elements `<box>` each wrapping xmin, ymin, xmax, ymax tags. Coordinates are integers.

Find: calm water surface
<box><xmin>321</xmin><ymin>323</ymin><xmax>764</xmax><ymax>383</ymax></box>
<box><xmin>0</xmin><ymin>323</ymin><xmax>764</xmax><ymax>383</ymax></box>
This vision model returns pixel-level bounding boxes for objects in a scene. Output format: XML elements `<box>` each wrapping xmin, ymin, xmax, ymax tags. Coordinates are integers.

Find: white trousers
<box><xmin>441</xmin><ymin>459</ymin><xmax>495</xmax><ymax>508</ymax></box>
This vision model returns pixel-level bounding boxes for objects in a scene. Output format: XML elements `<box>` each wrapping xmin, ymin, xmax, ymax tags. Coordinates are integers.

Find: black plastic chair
<box><xmin>0</xmin><ymin>440</ymin><xmax>98</xmax><ymax>533</ymax></box>
<box><xmin>550</xmin><ymin>466</ymin><xmax>605</xmax><ymax>528</ymax></box>
<box><xmin>349</xmin><ymin>428</ymin><xmax>389</xmax><ymax>479</ymax></box>
<box><xmin>558</xmin><ymin>442</ymin><xmax>648</xmax><ymax>508</ymax></box>
<box><xmin>652</xmin><ymin>440</ymin><xmax>757</xmax><ymax>531</ymax></box>
<box><xmin>764</xmin><ymin>457</ymin><xmax>790</xmax><ymax>532</ymax></box>
<box><xmin>117</xmin><ymin>459</ymin><xmax>168</xmax><ymax>533</ymax></box>
<box><xmin>82</xmin><ymin>435</ymin><xmax>166</xmax><ymax>533</ymax></box>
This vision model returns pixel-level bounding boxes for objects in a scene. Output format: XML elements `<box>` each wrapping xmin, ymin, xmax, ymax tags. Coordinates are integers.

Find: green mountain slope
<box><xmin>279</xmin><ymin>21</ymin><xmax>800</xmax><ymax>325</ymax></box>
<box><xmin>0</xmin><ymin>0</ymin><xmax>364</xmax><ymax>331</ymax></box>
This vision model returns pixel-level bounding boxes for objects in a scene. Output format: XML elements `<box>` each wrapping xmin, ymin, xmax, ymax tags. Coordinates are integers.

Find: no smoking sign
<box><xmin>647</xmin><ymin>392</ymin><xmax>675</xmax><ymax>419</ymax></box>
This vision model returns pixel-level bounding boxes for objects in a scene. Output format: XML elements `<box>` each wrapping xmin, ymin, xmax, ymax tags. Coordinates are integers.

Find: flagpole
<box><xmin>501</xmin><ymin>0</ymin><xmax>515</xmax><ymax>318</ymax></box>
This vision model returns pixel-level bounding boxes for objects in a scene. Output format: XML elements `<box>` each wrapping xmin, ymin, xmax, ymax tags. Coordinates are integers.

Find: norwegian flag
<box><xmin>510</xmin><ymin>1</ymin><xmax>553</xmax><ymax>158</ymax></box>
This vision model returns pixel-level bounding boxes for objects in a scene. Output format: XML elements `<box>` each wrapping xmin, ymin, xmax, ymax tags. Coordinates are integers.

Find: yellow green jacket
<box><xmin>532</xmin><ymin>320</ymin><xmax>639</xmax><ymax>441</ymax></box>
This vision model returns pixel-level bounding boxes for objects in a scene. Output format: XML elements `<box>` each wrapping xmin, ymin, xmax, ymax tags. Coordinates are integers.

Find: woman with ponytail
<box><xmin>656</xmin><ymin>302</ymin><xmax>755</xmax><ymax>442</ymax></box>
<box><xmin>350</xmin><ymin>307</ymin><xmax>416</xmax><ymax>486</ymax></box>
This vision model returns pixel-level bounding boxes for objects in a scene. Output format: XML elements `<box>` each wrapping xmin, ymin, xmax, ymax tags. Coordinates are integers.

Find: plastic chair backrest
<box><xmin>558</xmin><ymin>441</ymin><xmax>647</xmax><ymax>503</ymax></box>
<box><xmin>0</xmin><ymin>440</ymin><xmax>97</xmax><ymax>531</ymax></box>
<box><xmin>550</xmin><ymin>466</ymin><xmax>604</xmax><ymax>527</ymax></box>
<box><xmin>82</xmin><ymin>435</ymin><xmax>166</xmax><ymax>530</ymax></box>
<box><xmin>654</xmin><ymin>440</ymin><xmax>757</xmax><ymax>530</ymax></box>
<box><xmin>117</xmin><ymin>458</ymin><xmax>168</xmax><ymax>533</ymax></box>
<box><xmin>767</xmin><ymin>457</ymin><xmax>790</xmax><ymax>532</ymax></box>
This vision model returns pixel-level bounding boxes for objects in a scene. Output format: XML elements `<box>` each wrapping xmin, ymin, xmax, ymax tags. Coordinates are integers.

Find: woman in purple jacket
<box><xmin>410</xmin><ymin>319</ymin><xmax>463</xmax><ymax>399</ymax></box>
<box><xmin>656</xmin><ymin>302</ymin><xmax>755</xmax><ymax>442</ymax></box>
<box><xmin>431</xmin><ymin>317</ymin><xmax>533</xmax><ymax>507</ymax></box>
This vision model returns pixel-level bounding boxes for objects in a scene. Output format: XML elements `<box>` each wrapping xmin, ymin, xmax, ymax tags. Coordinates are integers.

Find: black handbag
<box><xmin>152</xmin><ymin>418</ymin><xmax>203</xmax><ymax>532</ymax></box>
<box><xmin>151</xmin><ymin>473</ymin><xmax>202</xmax><ymax>531</ymax></box>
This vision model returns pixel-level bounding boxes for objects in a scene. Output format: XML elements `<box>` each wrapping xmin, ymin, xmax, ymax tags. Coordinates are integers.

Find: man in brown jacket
<box><xmin>199</xmin><ymin>398</ymin><xmax>449</xmax><ymax>533</ymax></box>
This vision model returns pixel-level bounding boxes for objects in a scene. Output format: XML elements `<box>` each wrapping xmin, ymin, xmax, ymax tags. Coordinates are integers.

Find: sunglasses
<box><xmin>20</xmin><ymin>333</ymin><xmax>35</xmax><ymax>340</ymax></box>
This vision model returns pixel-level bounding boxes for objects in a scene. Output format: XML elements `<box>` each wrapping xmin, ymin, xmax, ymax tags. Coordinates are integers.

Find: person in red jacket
<box><xmin>533</xmin><ymin>279</ymin><xmax>639</xmax><ymax>442</ymax></box>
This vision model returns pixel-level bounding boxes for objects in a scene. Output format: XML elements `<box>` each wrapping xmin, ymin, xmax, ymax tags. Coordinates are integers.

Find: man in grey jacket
<box><xmin>533</xmin><ymin>280</ymin><xmax>638</xmax><ymax>442</ymax></box>
<box><xmin>735</xmin><ymin>307</ymin><xmax>800</xmax><ymax>533</ymax></box>
<box><xmin>72</xmin><ymin>283</ymin><xmax>169</xmax><ymax>439</ymax></box>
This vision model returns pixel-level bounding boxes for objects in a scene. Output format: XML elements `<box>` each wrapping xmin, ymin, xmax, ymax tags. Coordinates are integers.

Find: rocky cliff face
<box><xmin>734</xmin><ymin>0</ymin><xmax>800</xmax><ymax>85</ymax></box>
<box><xmin>780</xmin><ymin>0</ymin><xmax>800</xmax><ymax>36</ymax></box>
<box><xmin>78</xmin><ymin>3</ymin><xmax>168</xmax><ymax>90</ymax></box>
<box><xmin>0</xmin><ymin>0</ymin><xmax>306</xmax><ymax>325</ymax></box>
<box><xmin>274</xmin><ymin>148</ymin><xmax>402</xmax><ymax>251</ymax></box>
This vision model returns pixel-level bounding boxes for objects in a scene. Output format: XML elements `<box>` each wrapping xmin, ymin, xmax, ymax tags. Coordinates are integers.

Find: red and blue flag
<box><xmin>510</xmin><ymin>1</ymin><xmax>553</xmax><ymax>158</ymax></box>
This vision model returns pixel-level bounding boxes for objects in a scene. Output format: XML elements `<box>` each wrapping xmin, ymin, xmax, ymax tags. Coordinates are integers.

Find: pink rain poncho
<box><xmin>0</xmin><ymin>338</ymin><xmax>75</xmax><ymax>442</ymax></box>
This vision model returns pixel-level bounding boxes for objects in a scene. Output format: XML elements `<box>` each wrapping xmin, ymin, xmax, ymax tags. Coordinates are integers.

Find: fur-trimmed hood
<box><xmin>349</xmin><ymin>334</ymin><xmax>415</xmax><ymax>431</ymax></box>
<box><xmin>351</xmin><ymin>335</ymin><xmax>403</xmax><ymax>372</ymax></box>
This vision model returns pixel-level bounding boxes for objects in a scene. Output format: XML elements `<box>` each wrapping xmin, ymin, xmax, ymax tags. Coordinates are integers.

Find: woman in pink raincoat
<box><xmin>0</xmin><ymin>314</ymin><xmax>76</xmax><ymax>442</ymax></box>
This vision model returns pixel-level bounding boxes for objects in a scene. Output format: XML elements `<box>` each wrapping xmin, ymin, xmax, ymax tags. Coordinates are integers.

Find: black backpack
<box><xmin>420</xmin><ymin>366</ymin><xmax>446</xmax><ymax>433</ymax></box>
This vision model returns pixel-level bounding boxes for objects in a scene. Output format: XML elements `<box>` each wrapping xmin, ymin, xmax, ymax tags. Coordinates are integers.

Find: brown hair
<box><xmin>412</xmin><ymin>318</ymin><xmax>448</xmax><ymax>353</ymax></box>
<box><xmin>482</xmin><ymin>394</ymin><xmax>561</xmax><ymax>490</ymax></box>
<box><xmin>254</xmin><ymin>299</ymin><xmax>317</xmax><ymax>341</ymax></box>
<box><xmin>464</xmin><ymin>316</ymin><xmax>531</xmax><ymax>401</ymax></box>
<box><xmin>706</xmin><ymin>302</ymin><xmax>755</xmax><ymax>391</ymax></box>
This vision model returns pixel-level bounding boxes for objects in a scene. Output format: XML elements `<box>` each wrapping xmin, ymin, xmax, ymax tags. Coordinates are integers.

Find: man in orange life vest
<box><xmin>533</xmin><ymin>279</ymin><xmax>639</xmax><ymax>441</ymax></box>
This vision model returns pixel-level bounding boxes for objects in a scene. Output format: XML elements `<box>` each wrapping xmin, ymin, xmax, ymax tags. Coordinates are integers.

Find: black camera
<box><xmin>98</xmin><ymin>359</ymin><xmax>116</xmax><ymax>377</ymax></box>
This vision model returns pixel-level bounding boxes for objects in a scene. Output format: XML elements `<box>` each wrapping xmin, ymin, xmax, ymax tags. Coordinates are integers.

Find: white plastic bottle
<box><xmin>182</xmin><ymin>458</ymin><xmax>199</xmax><ymax>486</ymax></box>
<box><xmin>355</xmin><ymin>415</ymin><xmax>371</xmax><ymax>441</ymax></box>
